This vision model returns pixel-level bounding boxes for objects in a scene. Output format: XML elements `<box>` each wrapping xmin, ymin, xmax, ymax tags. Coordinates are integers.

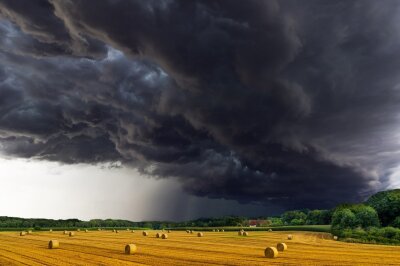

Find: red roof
<box><xmin>249</xmin><ymin>220</ymin><xmax>258</xmax><ymax>226</ymax></box>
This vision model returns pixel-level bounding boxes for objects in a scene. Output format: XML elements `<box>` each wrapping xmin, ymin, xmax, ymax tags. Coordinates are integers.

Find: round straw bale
<box><xmin>116</xmin><ymin>230</ymin><xmax>119</xmax><ymax>233</ymax></box>
<box><xmin>27</xmin><ymin>230</ymin><xmax>32</xmax><ymax>234</ymax></box>
<box><xmin>333</xmin><ymin>236</ymin><xmax>338</xmax><ymax>240</ymax></box>
<box><xmin>124</xmin><ymin>244</ymin><xmax>137</xmax><ymax>255</ymax></box>
<box><xmin>85</xmin><ymin>229</ymin><xmax>88</xmax><ymax>232</ymax></box>
<box><xmin>216</xmin><ymin>229</ymin><xmax>219</xmax><ymax>232</ymax></box>
<box><xmin>132</xmin><ymin>230</ymin><xmax>135</xmax><ymax>233</ymax></box>
<box><xmin>98</xmin><ymin>228</ymin><xmax>101</xmax><ymax>231</ymax></box>
<box><xmin>238</xmin><ymin>231</ymin><xmax>243</xmax><ymax>236</ymax></box>
<box><xmin>240</xmin><ymin>229</ymin><xmax>244</xmax><ymax>233</ymax></box>
<box><xmin>20</xmin><ymin>231</ymin><xmax>26</xmax><ymax>236</ymax></box>
<box><xmin>265</xmin><ymin>247</ymin><xmax>278</xmax><ymax>258</ymax></box>
<box><xmin>142</xmin><ymin>231</ymin><xmax>148</xmax><ymax>236</ymax></box>
<box><xmin>243</xmin><ymin>232</ymin><xmax>249</xmax><ymax>236</ymax></box>
<box><xmin>127</xmin><ymin>228</ymin><xmax>130</xmax><ymax>231</ymax></box>
<box><xmin>156</xmin><ymin>233</ymin><xmax>161</xmax><ymax>238</ymax></box>
<box><xmin>190</xmin><ymin>230</ymin><xmax>193</xmax><ymax>234</ymax></box>
<box><xmin>49</xmin><ymin>229</ymin><xmax>52</xmax><ymax>233</ymax></box>
<box><xmin>63</xmin><ymin>230</ymin><xmax>68</xmax><ymax>235</ymax></box>
<box><xmin>69</xmin><ymin>232</ymin><xmax>75</xmax><ymax>237</ymax></box>
<box><xmin>77</xmin><ymin>229</ymin><xmax>80</xmax><ymax>232</ymax></box>
<box><xmin>48</xmin><ymin>240</ymin><xmax>60</xmax><ymax>249</ymax></box>
<box><xmin>277</xmin><ymin>243</ymin><xmax>287</xmax><ymax>251</ymax></box>
<box><xmin>113</xmin><ymin>229</ymin><xmax>116</xmax><ymax>233</ymax></box>
<box><xmin>197</xmin><ymin>232</ymin><xmax>204</xmax><ymax>237</ymax></box>
<box><xmin>212</xmin><ymin>229</ymin><xmax>215</xmax><ymax>232</ymax></box>
<box><xmin>221</xmin><ymin>229</ymin><xmax>224</xmax><ymax>232</ymax></box>
<box><xmin>162</xmin><ymin>233</ymin><xmax>168</xmax><ymax>239</ymax></box>
<box><xmin>287</xmin><ymin>234</ymin><xmax>293</xmax><ymax>240</ymax></box>
<box><xmin>268</xmin><ymin>229</ymin><xmax>272</xmax><ymax>232</ymax></box>
<box><xmin>186</xmin><ymin>230</ymin><xmax>190</xmax><ymax>233</ymax></box>
<box><xmin>167</xmin><ymin>230</ymin><xmax>171</xmax><ymax>233</ymax></box>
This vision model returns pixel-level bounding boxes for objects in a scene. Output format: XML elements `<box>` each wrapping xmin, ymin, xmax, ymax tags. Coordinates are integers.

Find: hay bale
<box><xmin>162</xmin><ymin>233</ymin><xmax>168</xmax><ymax>239</ymax></box>
<box><xmin>142</xmin><ymin>231</ymin><xmax>148</xmax><ymax>236</ymax></box>
<box><xmin>98</xmin><ymin>228</ymin><xmax>101</xmax><ymax>231</ymax></box>
<box><xmin>77</xmin><ymin>229</ymin><xmax>80</xmax><ymax>232</ymax></box>
<box><xmin>221</xmin><ymin>229</ymin><xmax>224</xmax><ymax>232</ymax></box>
<box><xmin>63</xmin><ymin>231</ymin><xmax>68</xmax><ymax>235</ymax></box>
<box><xmin>49</xmin><ymin>229</ymin><xmax>53</xmax><ymax>233</ymax></box>
<box><xmin>216</xmin><ymin>229</ymin><xmax>220</xmax><ymax>232</ymax></box>
<box><xmin>277</xmin><ymin>243</ymin><xmax>287</xmax><ymax>252</ymax></box>
<box><xmin>115</xmin><ymin>230</ymin><xmax>119</xmax><ymax>233</ymax></box>
<box><xmin>238</xmin><ymin>231</ymin><xmax>244</xmax><ymax>236</ymax></box>
<box><xmin>132</xmin><ymin>230</ymin><xmax>135</xmax><ymax>233</ymax></box>
<box><xmin>212</xmin><ymin>229</ymin><xmax>215</xmax><ymax>232</ymax></box>
<box><xmin>167</xmin><ymin>230</ymin><xmax>171</xmax><ymax>233</ymax></box>
<box><xmin>287</xmin><ymin>234</ymin><xmax>293</xmax><ymax>240</ymax></box>
<box><xmin>333</xmin><ymin>236</ymin><xmax>338</xmax><ymax>240</ymax></box>
<box><xmin>48</xmin><ymin>240</ymin><xmax>60</xmax><ymax>249</ymax></box>
<box><xmin>127</xmin><ymin>228</ymin><xmax>130</xmax><ymax>231</ymax></box>
<box><xmin>113</xmin><ymin>229</ymin><xmax>116</xmax><ymax>233</ymax></box>
<box><xmin>190</xmin><ymin>230</ymin><xmax>193</xmax><ymax>234</ymax></box>
<box><xmin>156</xmin><ymin>233</ymin><xmax>161</xmax><ymax>238</ymax></box>
<box><xmin>268</xmin><ymin>229</ymin><xmax>272</xmax><ymax>232</ymax></box>
<box><xmin>85</xmin><ymin>229</ymin><xmax>88</xmax><ymax>233</ymax></box>
<box><xmin>20</xmin><ymin>231</ymin><xmax>26</xmax><ymax>236</ymax></box>
<box><xmin>69</xmin><ymin>232</ymin><xmax>75</xmax><ymax>237</ymax></box>
<box><xmin>240</xmin><ymin>229</ymin><xmax>244</xmax><ymax>233</ymax></box>
<box><xmin>27</xmin><ymin>230</ymin><xmax>32</xmax><ymax>235</ymax></box>
<box><xmin>186</xmin><ymin>230</ymin><xmax>190</xmax><ymax>233</ymax></box>
<box><xmin>197</xmin><ymin>232</ymin><xmax>204</xmax><ymax>237</ymax></box>
<box><xmin>243</xmin><ymin>232</ymin><xmax>249</xmax><ymax>236</ymax></box>
<box><xmin>264</xmin><ymin>247</ymin><xmax>278</xmax><ymax>258</ymax></box>
<box><xmin>124</xmin><ymin>244</ymin><xmax>137</xmax><ymax>255</ymax></box>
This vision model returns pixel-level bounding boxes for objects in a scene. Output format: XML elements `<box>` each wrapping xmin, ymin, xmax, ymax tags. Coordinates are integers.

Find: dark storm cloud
<box><xmin>1</xmin><ymin>0</ymin><xmax>399</xmax><ymax>211</ymax></box>
<box><xmin>0</xmin><ymin>0</ymin><xmax>107</xmax><ymax>57</ymax></box>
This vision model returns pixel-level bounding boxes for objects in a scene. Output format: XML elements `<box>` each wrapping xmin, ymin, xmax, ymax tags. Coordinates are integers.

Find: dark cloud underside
<box><xmin>1</xmin><ymin>0</ymin><xmax>400</xmax><ymax>211</ymax></box>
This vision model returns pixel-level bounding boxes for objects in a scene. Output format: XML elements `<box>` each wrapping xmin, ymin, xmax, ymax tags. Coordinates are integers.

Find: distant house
<box><xmin>248</xmin><ymin>220</ymin><xmax>258</xmax><ymax>227</ymax></box>
<box><xmin>248</xmin><ymin>219</ymin><xmax>269</xmax><ymax>227</ymax></box>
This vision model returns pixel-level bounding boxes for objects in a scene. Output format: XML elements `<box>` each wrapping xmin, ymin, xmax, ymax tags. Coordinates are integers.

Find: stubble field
<box><xmin>0</xmin><ymin>230</ymin><xmax>399</xmax><ymax>265</ymax></box>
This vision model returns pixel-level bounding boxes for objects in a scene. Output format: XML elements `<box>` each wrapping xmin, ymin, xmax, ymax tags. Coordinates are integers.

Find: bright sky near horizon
<box><xmin>0</xmin><ymin>158</ymin><xmax>273</xmax><ymax>221</ymax></box>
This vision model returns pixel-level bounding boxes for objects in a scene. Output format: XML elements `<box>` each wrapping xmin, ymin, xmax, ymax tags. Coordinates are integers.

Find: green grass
<box><xmin>169</xmin><ymin>225</ymin><xmax>331</xmax><ymax>232</ymax></box>
<box><xmin>0</xmin><ymin>225</ymin><xmax>331</xmax><ymax>233</ymax></box>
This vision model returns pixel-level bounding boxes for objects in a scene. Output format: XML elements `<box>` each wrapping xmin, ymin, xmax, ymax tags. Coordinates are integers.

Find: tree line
<box><xmin>1</xmin><ymin>189</ymin><xmax>400</xmax><ymax>245</ymax></box>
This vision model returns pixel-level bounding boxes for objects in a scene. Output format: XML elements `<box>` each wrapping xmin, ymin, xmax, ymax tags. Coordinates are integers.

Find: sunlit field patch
<box><xmin>0</xmin><ymin>230</ymin><xmax>399</xmax><ymax>265</ymax></box>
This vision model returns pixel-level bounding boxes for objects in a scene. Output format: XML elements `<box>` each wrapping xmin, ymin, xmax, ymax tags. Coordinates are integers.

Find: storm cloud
<box><xmin>1</xmin><ymin>0</ymin><xmax>400</xmax><ymax>211</ymax></box>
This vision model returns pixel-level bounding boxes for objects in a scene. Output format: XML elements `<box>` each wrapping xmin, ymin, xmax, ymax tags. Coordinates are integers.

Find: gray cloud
<box><xmin>1</xmin><ymin>0</ymin><xmax>400</xmax><ymax>213</ymax></box>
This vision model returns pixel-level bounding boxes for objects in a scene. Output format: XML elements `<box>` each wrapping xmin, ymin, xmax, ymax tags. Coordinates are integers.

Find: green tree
<box><xmin>269</xmin><ymin>217</ymin><xmax>283</xmax><ymax>226</ymax></box>
<box><xmin>351</xmin><ymin>205</ymin><xmax>380</xmax><ymax>228</ymax></box>
<box><xmin>306</xmin><ymin>210</ymin><xmax>331</xmax><ymax>225</ymax></box>
<box><xmin>331</xmin><ymin>208</ymin><xmax>357</xmax><ymax>229</ymax></box>
<box><xmin>366</xmin><ymin>189</ymin><xmax>400</xmax><ymax>226</ymax></box>
<box><xmin>290</xmin><ymin>218</ymin><xmax>305</xmax><ymax>225</ymax></box>
<box><xmin>281</xmin><ymin>210</ymin><xmax>307</xmax><ymax>225</ymax></box>
<box><xmin>392</xmin><ymin>216</ymin><xmax>400</xmax><ymax>228</ymax></box>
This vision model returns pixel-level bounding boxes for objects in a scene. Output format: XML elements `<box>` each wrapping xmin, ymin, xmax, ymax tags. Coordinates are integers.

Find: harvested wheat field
<box><xmin>0</xmin><ymin>230</ymin><xmax>399</xmax><ymax>265</ymax></box>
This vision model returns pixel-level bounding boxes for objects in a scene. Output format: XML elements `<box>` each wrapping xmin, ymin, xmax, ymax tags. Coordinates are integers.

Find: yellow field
<box><xmin>0</xmin><ymin>230</ymin><xmax>399</xmax><ymax>265</ymax></box>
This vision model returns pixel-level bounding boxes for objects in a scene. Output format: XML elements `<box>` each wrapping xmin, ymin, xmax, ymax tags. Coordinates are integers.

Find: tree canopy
<box><xmin>366</xmin><ymin>189</ymin><xmax>400</xmax><ymax>226</ymax></box>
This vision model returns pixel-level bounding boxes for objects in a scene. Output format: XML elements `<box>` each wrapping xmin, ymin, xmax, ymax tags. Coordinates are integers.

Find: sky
<box><xmin>0</xmin><ymin>158</ymin><xmax>273</xmax><ymax>221</ymax></box>
<box><xmin>0</xmin><ymin>0</ymin><xmax>400</xmax><ymax>221</ymax></box>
